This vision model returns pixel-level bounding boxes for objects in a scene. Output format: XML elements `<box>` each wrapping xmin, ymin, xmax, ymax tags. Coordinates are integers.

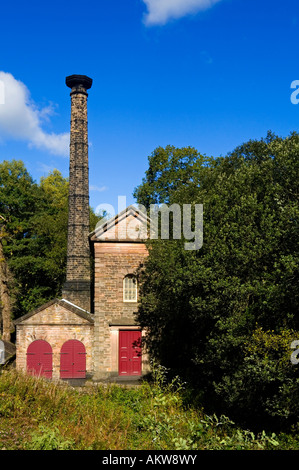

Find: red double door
<box><xmin>27</xmin><ymin>340</ymin><xmax>53</xmax><ymax>379</ymax></box>
<box><xmin>119</xmin><ymin>330</ymin><xmax>142</xmax><ymax>376</ymax></box>
<box><xmin>27</xmin><ymin>339</ymin><xmax>86</xmax><ymax>379</ymax></box>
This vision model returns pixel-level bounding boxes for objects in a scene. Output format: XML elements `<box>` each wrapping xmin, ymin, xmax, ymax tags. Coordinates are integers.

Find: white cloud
<box><xmin>90</xmin><ymin>185</ymin><xmax>108</xmax><ymax>192</ymax></box>
<box><xmin>142</xmin><ymin>0</ymin><xmax>222</xmax><ymax>25</ymax></box>
<box><xmin>0</xmin><ymin>72</ymin><xmax>69</xmax><ymax>156</ymax></box>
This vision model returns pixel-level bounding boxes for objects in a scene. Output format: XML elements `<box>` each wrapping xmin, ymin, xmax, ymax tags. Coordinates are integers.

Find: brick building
<box><xmin>14</xmin><ymin>75</ymin><xmax>150</xmax><ymax>381</ymax></box>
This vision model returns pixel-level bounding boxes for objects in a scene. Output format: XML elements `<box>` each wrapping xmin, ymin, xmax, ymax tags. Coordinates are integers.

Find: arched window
<box><xmin>123</xmin><ymin>274</ymin><xmax>137</xmax><ymax>302</ymax></box>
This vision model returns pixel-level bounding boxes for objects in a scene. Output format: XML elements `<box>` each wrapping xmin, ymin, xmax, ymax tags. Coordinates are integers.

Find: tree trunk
<box><xmin>0</xmin><ymin>238</ymin><xmax>13</xmax><ymax>342</ymax></box>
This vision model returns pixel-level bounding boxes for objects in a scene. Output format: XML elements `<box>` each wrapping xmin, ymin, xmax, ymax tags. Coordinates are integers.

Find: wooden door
<box><xmin>119</xmin><ymin>330</ymin><xmax>142</xmax><ymax>376</ymax></box>
<box><xmin>26</xmin><ymin>340</ymin><xmax>53</xmax><ymax>378</ymax></box>
<box><xmin>60</xmin><ymin>340</ymin><xmax>86</xmax><ymax>379</ymax></box>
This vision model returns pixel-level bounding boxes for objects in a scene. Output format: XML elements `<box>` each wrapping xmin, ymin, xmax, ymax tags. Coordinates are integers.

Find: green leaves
<box><xmin>133</xmin><ymin>145</ymin><xmax>210</xmax><ymax>207</ymax></box>
<box><xmin>135</xmin><ymin>133</ymin><xmax>299</xmax><ymax>428</ymax></box>
<box><xmin>0</xmin><ymin>161</ymin><xmax>101</xmax><ymax>318</ymax></box>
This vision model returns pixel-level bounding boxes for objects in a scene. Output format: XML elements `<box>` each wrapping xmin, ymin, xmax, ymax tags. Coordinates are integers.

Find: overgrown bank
<box><xmin>0</xmin><ymin>367</ymin><xmax>298</xmax><ymax>450</ymax></box>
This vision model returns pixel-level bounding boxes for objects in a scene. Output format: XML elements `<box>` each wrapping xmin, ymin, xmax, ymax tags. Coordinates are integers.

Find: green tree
<box><xmin>136</xmin><ymin>133</ymin><xmax>299</xmax><ymax>429</ymax></box>
<box><xmin>8</xmin><ymin>169</ymin><xmax>70</xmax><ymax>315</ymax></box>
<box><xmin>0</xmin><ymin>218</ymin><xmax>14</xmax><ymax>341</ymax></box>
<box><xmin>0</xmin><ymin>160</ymin><xmax>40</xmax><ymax>338</ymax></box>
<box><xmin>133</xmin><ymin>145</ymin><xmax>210</xmax><ymax>207</ymax></box>
<box><xmin>0</xmin><ymin>161</ymin><xmax>102</xmax><ymax>325</ymax></box>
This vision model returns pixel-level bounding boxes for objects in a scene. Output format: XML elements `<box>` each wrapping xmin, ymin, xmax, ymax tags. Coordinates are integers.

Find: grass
<box><xmin>0</xmin><ymin>365</ymin><xmax>298</xmax><ymax>450</ymax></box>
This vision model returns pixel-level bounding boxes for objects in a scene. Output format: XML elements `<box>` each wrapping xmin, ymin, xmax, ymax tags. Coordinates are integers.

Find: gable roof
<box><xmin>89</xmin><ymin>205</ymin><xmax>150</xmax><ymax>242</ymax></box>
<box><xmin>14</xmin><ymin>298</ymin><xmax>94</xmax><ymax>325</ymax></box>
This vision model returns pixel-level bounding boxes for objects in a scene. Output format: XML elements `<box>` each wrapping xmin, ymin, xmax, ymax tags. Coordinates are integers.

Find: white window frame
<box><xmin>123</xmin><ymin>275</ymin><xmax>137</xmax><ymax>302</ymax></box>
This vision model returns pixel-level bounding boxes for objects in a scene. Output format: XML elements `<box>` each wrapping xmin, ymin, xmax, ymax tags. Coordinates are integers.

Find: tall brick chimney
<box><xmin>62</xmin><ymin>75</ymin><xmax>93</xmax><ymax>312</ymax></box>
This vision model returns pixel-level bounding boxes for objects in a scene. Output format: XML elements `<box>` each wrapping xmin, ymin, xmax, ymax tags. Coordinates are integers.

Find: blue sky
<box><xmin>0</xmin><ymin>0</ymin><xmax>299</xmax><ymax>213</ymax></box>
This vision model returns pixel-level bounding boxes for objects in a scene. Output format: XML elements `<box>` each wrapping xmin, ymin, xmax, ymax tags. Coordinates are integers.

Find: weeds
<box><xmin>0</xmin><ymin>366</ymin><xmax>297</xmax><ymax>450</ymax></box>
<box><xmin>27</xmin><ymin>425</ymin><xmax>75</xmax><ymax>450</ymax></box>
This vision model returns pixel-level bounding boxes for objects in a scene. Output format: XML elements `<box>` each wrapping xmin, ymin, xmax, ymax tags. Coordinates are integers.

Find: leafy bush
<box><xmin>213</xmin><ymin>328</ymin><xmax>299</xmax><ymax>429</ymax></box>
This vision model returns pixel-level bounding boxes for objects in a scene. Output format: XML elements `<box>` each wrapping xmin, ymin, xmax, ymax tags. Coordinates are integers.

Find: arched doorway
<box><xmin>26</xmin><ymin>340</ymin><xmax>53</xmax><ymax>378</ymax></box>
<box><xmin>60</xmin><ymin>340</ymin><xmax>86</xmax><ymax>379</ymax></box>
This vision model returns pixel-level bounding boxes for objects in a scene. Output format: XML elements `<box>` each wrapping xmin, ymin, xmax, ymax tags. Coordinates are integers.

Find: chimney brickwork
<box><xmin>62</xmin><ymin>75</ymin><xmax>93</xmax><ymax>312</ymax></box>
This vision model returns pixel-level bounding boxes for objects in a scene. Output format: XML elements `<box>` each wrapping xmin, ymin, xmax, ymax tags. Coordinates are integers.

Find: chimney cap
<box><xmin>66</xmin><ymin>75</ymin><xmax>93</xmax><ymax>90</ymax></box>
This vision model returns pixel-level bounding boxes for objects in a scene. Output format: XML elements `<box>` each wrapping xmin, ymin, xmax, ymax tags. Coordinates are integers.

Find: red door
<box><xmin>60</xmin><ymin>340</ymin><xmax>86</xmax><ymax>379</ymax></box>
<box><xmin>26</xmin><ymin>340</ymin><xmax>53</xmax><ymax>379</ymax></box>
<box><xmin>119</xmin><ymin>330</ymin><xmax>142</xmax><ymax>376</ymax></box>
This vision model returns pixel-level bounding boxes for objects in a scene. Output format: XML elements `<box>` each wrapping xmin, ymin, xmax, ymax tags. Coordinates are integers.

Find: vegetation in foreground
<box><xmin>0</xmin><ymin>366</ymin><xmax>298</xmax><ymax>451</ymax></box>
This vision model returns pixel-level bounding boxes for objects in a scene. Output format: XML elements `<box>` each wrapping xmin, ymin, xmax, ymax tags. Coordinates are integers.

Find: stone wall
<box><xmin>92</xmin><ymin>241</ymin><xmax>148</xmax><ymax>379</ymax></box>
<box><xmin>15</xmin><ymin>300</ymin><xmax>94</xmax><ymax>380</ymax></box>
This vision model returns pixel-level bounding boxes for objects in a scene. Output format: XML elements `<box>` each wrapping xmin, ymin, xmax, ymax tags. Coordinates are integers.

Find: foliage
<box><xmin>0</xmin><ymin>161</ymin><xmax>101</xmax><ymax>320</ymax></box>
<box><xmin>27</xmin><ymin>425</ymin><xmax>75</xmax><ymax>450</ymax></box>
<box><xmin>214</xmin><ymin>327</ymin><xmax>299</xmax><ymax>428</ymax></box>
<box><xmin>135</xmin><ymin>132</ymin><xmax>299</xmax><ymax>429</ymax></box>
<box><xmin>8</xmin><ymin>168</ymin><xmax>69</xmax><ymax>315</ymax></box>
<box><xmin>133</xmin><ymin>145</ymin><xmax>210</xmax><ymax>207</ymax></box>
<box><xmin>0</xmin><ymin>368</ymin><xmax>292</xmax><ymax>450</ymax></box>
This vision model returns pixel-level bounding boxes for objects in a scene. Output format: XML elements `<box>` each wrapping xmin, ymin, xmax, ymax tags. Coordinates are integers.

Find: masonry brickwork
<box><xmin>91</xmin><ymin>210</ymin><xmax>149</xmax><ymax>379</ymax></box>
<box><xmin>62</xmin><ymin>75</ymin><xmax>93</xmax><ymax>312</ymax></box>
<box><xmin>15</xmin><ymin>300</ymin><xmax>94</xmax><ymax>380</ymax></box>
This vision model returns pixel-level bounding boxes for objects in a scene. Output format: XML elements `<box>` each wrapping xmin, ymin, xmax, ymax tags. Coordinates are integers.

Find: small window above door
<box><xmin>123</xmin><ymin>275</ymin><xmax>137</xmax><ymax>302</ymax></box>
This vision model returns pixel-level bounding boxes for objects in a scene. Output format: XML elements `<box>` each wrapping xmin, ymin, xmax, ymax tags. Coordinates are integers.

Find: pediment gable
<box><xmin>14</xmin><ymin>299</ymin><xmax>94</xmax><ymax>326</ymax></box>
<box><xmin>90</xmin><ymin>205</ymin><xmax>149</xmax><ymax>242</ymax></box>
